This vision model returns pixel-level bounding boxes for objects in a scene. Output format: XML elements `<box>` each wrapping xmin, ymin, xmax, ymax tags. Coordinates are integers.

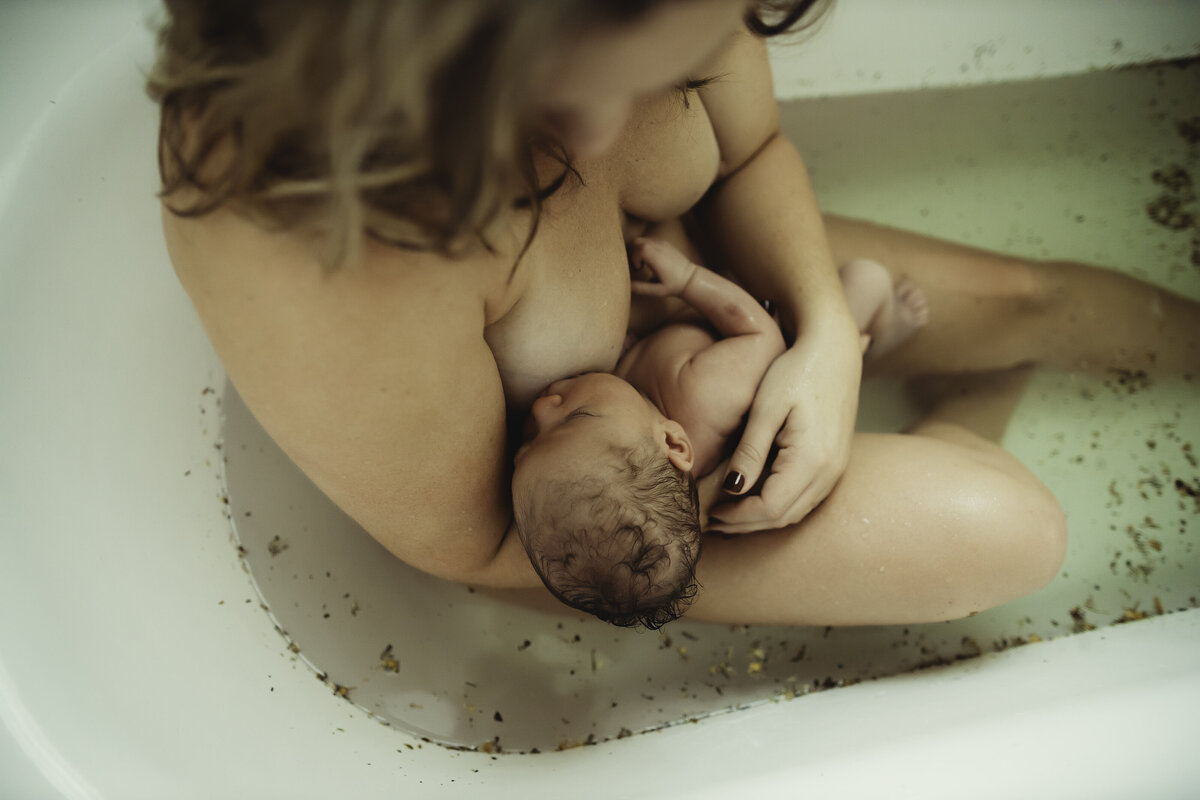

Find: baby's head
<box><xmin>512</xmin><ymin>373</ymin><xmax>701</xmax><ymax>629</ymax></box>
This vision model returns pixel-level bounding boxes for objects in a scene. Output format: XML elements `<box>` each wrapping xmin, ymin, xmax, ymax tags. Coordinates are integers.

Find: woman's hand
<box><xmin>709</xmin><ymin>315</ymin><xmax>862</xmax><ymax>533</ymax></box>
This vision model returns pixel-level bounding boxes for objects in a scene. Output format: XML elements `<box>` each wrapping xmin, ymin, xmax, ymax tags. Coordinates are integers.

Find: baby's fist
<box><xmin>628</xmin><ymin>237</ymin><xmax>697</xmax><ymax>297</ymax></box>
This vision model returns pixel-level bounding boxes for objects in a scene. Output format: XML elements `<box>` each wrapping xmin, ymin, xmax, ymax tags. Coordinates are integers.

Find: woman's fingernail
<box><xmin>761</xmin><ymin>299</ymin><xmax>775</xmax><ymax>315</ymax></box>
<box><xmin>723</xmin><ymin>471</ymin><xmax>745</xmax><ymax>493</ymax></box>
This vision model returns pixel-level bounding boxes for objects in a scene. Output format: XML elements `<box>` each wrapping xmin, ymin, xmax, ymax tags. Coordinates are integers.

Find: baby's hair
<box><xmin>515</xmin><ymin>443</ymin><xmax>701</xmax><ymax>630</ymax></box>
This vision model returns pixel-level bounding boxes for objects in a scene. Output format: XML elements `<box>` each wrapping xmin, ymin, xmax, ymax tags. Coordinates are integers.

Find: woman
<box><xmin>149</xmin><ymin>0</ymin><xmax>1198</xmax><ymax>626</ymax></box>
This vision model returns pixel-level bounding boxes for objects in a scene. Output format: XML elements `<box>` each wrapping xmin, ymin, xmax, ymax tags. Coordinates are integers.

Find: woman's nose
<box><xmin>551</xmin><ymin>99</ymin><xmax>631</xmax><ymax>160</ymax></box>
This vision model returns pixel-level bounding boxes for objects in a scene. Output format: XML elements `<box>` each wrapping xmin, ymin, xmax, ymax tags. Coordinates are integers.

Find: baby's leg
<box><xmin>839</xmin><ymin>258</ymin><xmax>929</xmax><ymax>359</ymax></box>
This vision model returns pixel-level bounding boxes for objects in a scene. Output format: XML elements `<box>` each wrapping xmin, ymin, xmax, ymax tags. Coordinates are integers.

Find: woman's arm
<box><xmin>693</xmin><ymin>29</ymin><xmax>863</xmax><ymax>531</ymax></box>
<box><xmin>162</xmin><ymin>206</ymin><xmax>540</xmax><ymax>589</ymax></box>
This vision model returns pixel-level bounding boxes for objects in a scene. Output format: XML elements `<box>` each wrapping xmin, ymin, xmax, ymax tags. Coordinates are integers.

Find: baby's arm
<box><xmin>629</xmin><ymin>237</ymin><xmax>778</xmax><ymax>340</ymax></box>
<box><xmin>629</xmin><ymin>238</ymin><xmax>785</xmax><ymax>430</ymax></box>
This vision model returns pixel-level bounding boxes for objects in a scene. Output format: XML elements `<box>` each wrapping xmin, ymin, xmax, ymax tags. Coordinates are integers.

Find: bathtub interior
<box><xmin>216</xmin><ymin>57</ymin><xmax>1200</xmax><ymax>755</ymax></box>
<box><xmin>1</xmin><ymin>2</ymin><xmax>1199</xmax><ymax>798</ymax></box>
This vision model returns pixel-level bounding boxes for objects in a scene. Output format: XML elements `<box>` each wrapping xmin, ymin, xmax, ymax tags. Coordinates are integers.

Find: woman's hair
<box><xmin>147</xmin><ymin>0</ymin><xmax>829</xmax><ymax>266</ymax></box>
<box><xmin>513</xmin><ymin>442</ymin><xmax>702</xmax><ymax>630</ymax></box>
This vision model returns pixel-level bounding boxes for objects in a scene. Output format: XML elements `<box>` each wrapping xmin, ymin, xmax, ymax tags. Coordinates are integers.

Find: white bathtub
<box><xmin>3</xmin><ymin>1</ymin><xmax>1199</xmax><ymax>797</ymax></box>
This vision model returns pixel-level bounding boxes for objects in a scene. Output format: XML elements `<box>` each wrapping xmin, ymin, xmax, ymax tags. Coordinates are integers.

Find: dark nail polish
<box><xmin>723</xmin><ymin>471</ymin><xmax>745</xmax><ymax>493</ymax></box>
<box><xmin>761</xmin><ymin>299</ymin><xmax>775</xmax><ymax>315</ymax></box>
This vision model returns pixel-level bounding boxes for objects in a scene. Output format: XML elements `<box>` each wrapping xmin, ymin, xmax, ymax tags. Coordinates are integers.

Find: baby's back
<box><xmin>618</xmin><ymin>318</ymin><xmax>781</xmax><ymax>477</ymax></box>
<box><xmin>618</xmin><ymin>238</ymin><xmax>787</xmax><ymax>477</ymax></box>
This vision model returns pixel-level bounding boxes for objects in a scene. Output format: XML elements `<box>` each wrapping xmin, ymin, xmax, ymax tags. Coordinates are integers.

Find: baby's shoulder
<box><xmin>643</xmin><ymin>323</ymin><xmax>728</xmax><ymax>412</ymax></box>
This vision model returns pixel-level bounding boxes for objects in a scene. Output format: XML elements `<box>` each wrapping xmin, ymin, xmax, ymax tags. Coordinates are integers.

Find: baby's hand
<box><xmin>629</xmin><ymin>237</ymin><xmax>697</xmax><ymax>297</ymax></box>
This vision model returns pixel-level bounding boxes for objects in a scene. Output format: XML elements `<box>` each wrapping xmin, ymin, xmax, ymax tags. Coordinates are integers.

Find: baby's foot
<box><xmin>894</xmin><ymin>279</ymin><xmax>930</xmax><ymax>329</ymax></box>
<box><xmin>863</xmin><ymin>278</ymin><xmax>930</xmax><ymax>359</ymax></box>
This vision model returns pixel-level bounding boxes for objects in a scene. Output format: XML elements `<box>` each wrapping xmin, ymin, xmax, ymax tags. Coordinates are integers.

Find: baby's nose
<box><xmin>529</xmin><ymin>392</ymin><xmax>565</xmax><ymax>428</ymax></box>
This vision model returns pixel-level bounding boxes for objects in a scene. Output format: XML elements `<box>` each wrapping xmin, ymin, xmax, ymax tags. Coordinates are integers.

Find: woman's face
<box><xmin>537</xmin><ymin>0</ymin><xmax>748</xmax><ymax>159</ymax></box>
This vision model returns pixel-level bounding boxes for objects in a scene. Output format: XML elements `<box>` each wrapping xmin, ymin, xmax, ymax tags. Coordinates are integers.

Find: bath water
<box><xmin>221</xmin><ymin>62</ymin><xmax>1199</xmax><ymax>754</ymax></box>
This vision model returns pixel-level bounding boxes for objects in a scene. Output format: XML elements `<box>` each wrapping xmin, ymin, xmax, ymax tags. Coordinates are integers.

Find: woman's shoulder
<box><xmin>159</xmin><ymin>203</ymin><xmax>519</xmax><ymax>446</ymax></box>
<box><xmin>157</xmin><ymin>110</ymin><xmax>520</xmax><ymax>316</ymax></box>
<box><xmin>160</xmin><ymin>203</ymin><xmax>523</xmax><ymax>580</ymax></box>
<box><xmin>162</xmin><ymin>201</ymin><xmax>517</xmax><ymax>326</ymax></box>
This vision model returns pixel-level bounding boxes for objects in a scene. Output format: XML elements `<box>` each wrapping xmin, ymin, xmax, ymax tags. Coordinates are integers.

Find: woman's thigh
<box><xmin>687</xmin><ymin>426</ymin><xmax>1066</xmax><ymax>627</ymax></box>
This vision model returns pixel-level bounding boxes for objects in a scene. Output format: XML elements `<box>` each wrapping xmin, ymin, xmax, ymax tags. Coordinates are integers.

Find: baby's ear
<box><xmin>661</xmin><ymin>420</ymin><xmax>694</xmax><ymax>473</ymax></box>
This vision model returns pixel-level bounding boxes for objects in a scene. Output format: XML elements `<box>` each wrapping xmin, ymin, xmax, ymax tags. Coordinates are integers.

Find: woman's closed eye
<box><xmin>676</xmin><ymin>74</ymin><xmax>722</xmax><ymax>108</ymax></box>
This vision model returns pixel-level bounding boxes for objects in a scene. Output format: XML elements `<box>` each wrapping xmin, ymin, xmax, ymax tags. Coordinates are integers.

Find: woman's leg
<box><xmin>823</xmin><ymin>215</ymin><xmax>1200</xmax><ymax>377</ymax></box>
<box><xmin>689</xmin><ymin>412</ymin><xmax>1066</xmax><ymax>627</ymax></box>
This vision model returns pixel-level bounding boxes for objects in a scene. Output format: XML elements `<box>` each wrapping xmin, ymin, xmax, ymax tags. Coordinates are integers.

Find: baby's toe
<box><xmin>896</xmin><ymin>280</ymin><xmax>931</xmax><ymax>326</ymax></box>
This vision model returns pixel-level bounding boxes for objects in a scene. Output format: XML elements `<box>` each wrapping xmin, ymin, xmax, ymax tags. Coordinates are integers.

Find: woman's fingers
<box><xmin>710</xmin><ymin>445</ymin><xmax>822</xmax><ymax>533</ymax></box>
<box><xmin>709</xmin><ymin>315</ymin><xmax>861</xmax><ymax>534</ymax></box>
<box><xmin>710</xmin><ymin>402</ymin><xmax>849</xmax><ymax>532</ymax></box>
<box><xmin>719</xmin><ymin>399</ymin><xmax>785</xmax><ymax>499</ymax></box>
<box><xmin>709</xmin><ymin>478</ymin><xmax>823</xmax><ymax>534</ymax></box>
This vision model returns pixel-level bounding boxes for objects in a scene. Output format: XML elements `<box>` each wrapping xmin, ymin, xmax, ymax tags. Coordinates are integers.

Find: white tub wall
<box><xmin>769</xmin><ymin>0</ymin><xmax>1200</xmax><ymax>100</ymax></box>
<box><xmin>5</xmin><ymin>0</ymin><xmax>1200</xmax><ymax>159</ymax></box>
<box><xmin>2</xmin><ymin>2</ymin><xmax>1199</xmax><ymax>799</ymax></box>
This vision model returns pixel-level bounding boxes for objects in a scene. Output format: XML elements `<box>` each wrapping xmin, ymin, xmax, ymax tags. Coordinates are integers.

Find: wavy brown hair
<box><xmin>148</xmin><ymin>0</ymin><xmax>829</xmax><ymax>266</ymax></box>
<box><xmin>513</xmin><ymin>442</ymin><xmax>702</xmax><ymax>630</ymax></box>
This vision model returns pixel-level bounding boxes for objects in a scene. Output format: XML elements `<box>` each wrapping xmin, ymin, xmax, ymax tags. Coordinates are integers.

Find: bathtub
<box><xmin>3</xmin><ymin>1</ymin><xmax>1199</xmax><ymax>797</ymax></box>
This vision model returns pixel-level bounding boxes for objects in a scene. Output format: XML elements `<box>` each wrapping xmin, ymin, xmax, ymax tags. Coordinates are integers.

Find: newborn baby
<box><xmin>511</xmin><ymin>238</ymin><xmax>928</xmax><ymax>628</ymax></box>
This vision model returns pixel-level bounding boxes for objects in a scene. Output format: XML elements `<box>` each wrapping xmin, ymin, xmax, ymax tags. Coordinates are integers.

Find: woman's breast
<box><xmin>483</xmin><ymin>93</ymin><xmax>721</xmax><ymax>411</ymax></box>
<box><xmin>483</xmin><ymin>188</ymin><xmax>631</xmax><ymax>410</ymax></box>
<box><xmin>616</xmin><ymin>91</ymin><xmax>721</xmax><ymax>225</ymax></box>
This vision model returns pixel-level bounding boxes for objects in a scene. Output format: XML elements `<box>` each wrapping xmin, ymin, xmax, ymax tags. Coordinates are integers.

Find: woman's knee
<box><xmin>986</xmin><ymin>255</ymin><xmax>1061</xmax><ymax>317</ymax></box>
<box><xmin>904</xmin><ymin>425</ymin><xmax>1068</xmax><ymax>603</ymax></box>
<box><xmin>962</xmin><ymin>459</ymin><xmax>1068</xmax><ymax>601</ymax></box>
<box><xmin>1005</xmin><ymin>478</ymin><xmax>1068</xmax><ymax>591</ymax></box>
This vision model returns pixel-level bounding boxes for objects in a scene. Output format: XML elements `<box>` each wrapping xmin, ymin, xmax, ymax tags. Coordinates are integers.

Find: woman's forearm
<box><xmin>691</xmin><ymin>50</ymin><xmax>867</xmax><ymax>528</ymax></box>
<box><xmin>697</xmin><ymin>132</ymin><xmax>856</xmax><ymax>344</ymax></box>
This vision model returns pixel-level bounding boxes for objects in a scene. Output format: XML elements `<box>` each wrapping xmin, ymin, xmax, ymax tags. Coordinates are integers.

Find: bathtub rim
<box><xmin>3</xmin><ymin>1</ymin><xmax>1200</xmax><ymax>797</ymax></box>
